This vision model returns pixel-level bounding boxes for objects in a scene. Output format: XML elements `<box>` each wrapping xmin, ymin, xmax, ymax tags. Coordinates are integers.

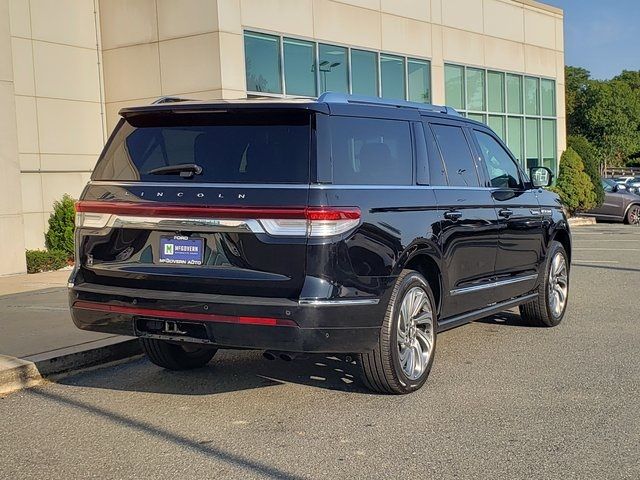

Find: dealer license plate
<box><xmin>159</xmin><ymin>235</ymin><xmax>204</xmax><ymax>265</ymax></box>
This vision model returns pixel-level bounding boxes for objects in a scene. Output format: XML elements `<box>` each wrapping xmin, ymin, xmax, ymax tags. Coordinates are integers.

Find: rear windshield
<box><xmin>92</xmin><ymin>110</ymin><xmax>311</xmax><ymax>184</ymax></box>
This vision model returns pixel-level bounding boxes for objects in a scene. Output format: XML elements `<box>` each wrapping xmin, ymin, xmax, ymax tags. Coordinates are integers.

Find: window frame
<box><xmin>427</xmin><ymin>119</ymin><xmax>483</xmax><ymax>188</ymax></box>
<box><xmin>444</xmin><ymin>62</ymin><xmax>558</xmax><ymax>176</ymax></box>
<box><xmin>325</xmin><ymin>114</ymin><xmax>416</xmax><ymax>186</ymax></box>
<box><xmin>243</xmin><ymin>30</ymin><xmax>432</xmax><ymax>103</ymax></box>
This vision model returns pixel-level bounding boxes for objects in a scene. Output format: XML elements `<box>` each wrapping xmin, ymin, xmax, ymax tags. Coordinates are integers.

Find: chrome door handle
<box><xmin>498</xmin><ymin>208</ymin><xmax>513</xmax><ymax>218</ymax></box>
<box><xmin>444</xmin><ymin>210</ymin><xmax>463</xmax><ymax>221</ymax></box>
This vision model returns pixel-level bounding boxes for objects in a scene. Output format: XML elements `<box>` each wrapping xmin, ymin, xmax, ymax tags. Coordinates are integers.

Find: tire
<box><xmin>624</xmin><ymin>204</ymin><xmax>640</xmax><ymax>225</ymax></box>
<box><xmin>519</xmin><ymin>241</ymin><xmax>569</xmax><ymax>327</ymax></box>
<box><xmin>358</xmin><ymin>270</ymin><xmax>437</xmax><ymax>394</ymax></box>
<box><xmin>140</xmin><ymin>338</ymin><xmax>217</xmax><ymax>370</ymax></box>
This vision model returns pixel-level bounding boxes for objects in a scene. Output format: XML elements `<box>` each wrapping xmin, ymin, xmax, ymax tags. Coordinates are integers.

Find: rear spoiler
<box><xmin>118</xmin><ymin>98</ymin><xmax>330</xmax><ymax>120</ymax></box>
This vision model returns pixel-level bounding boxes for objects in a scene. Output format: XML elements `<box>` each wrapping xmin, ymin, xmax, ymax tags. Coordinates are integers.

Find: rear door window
<box><xmin>430</xmin><ymin>123</ymin><xmax>480</xmax><ymax>187</ymax></box>
<box><xmin>92</xmin><ymin>110</ymin><xmax>311</xmax><ymax>184</ymax></box>
<box><xmin>422</xmin><ymin>122</ymin><xmax>448</xmax><ymax>186</ymax></box>
<box><xmin>329</xmin><ymin>117</ymin><xmax>413</xmax><ymax>185</ymax></box>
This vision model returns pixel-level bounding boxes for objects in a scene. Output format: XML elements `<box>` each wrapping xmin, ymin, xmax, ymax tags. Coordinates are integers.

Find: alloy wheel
<box><xmin>548</xmin><ymin>252</ymin><xmax>568</xmax><ymax>318</ymax></box>
<box><xmin>628</xmin><ymin>206</ymin><xmax>640</xmax><ymax>225</ymax></box>
<box><xmin>397</xmin><ymin>286</ymin><xmax>435</xmax><ymax>380</ymax></box>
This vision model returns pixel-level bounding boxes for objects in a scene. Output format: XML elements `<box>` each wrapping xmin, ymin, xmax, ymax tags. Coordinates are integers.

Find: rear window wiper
<box><xmin>146</xmin><ymin>163</ymin><xmax>203</xmax><ymax>178</ymax></box>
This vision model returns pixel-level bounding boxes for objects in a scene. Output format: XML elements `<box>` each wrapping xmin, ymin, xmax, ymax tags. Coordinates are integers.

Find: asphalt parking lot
<box><xmin>1</xmin><ymin>223</ymin><xmax>639</xmax><ymax>479</ymax></box>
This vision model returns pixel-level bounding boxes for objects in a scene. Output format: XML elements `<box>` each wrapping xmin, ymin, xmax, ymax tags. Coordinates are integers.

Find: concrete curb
<box><xmin>569</xmin><ymin>216</ymin><xmax>597</xmax><ymax>226</ymax></box>
<box><xmin>0</xmin><ymin>337</ymin><xmax>141</xmax><ymax>395</ymax></box>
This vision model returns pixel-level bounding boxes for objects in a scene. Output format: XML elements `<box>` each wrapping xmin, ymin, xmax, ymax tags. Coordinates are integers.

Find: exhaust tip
<box><xmin>279</xmin><ymin>353</ymin><xmax>297</xmax><ymax>362</ymax></box>
<box><xmin>263</xmin><ymin>351</ymin><xmax>277</xmax><ymax>361</ymax></box>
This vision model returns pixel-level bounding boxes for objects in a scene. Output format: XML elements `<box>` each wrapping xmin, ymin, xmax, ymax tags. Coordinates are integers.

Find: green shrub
<box><xmin>549</xmin><ymin>148</ymin><xmax>597</xmax><ymax>216</ymax></box>
<box><xmin>45</xmin><ymin>194</ymin><xmax>76</xmax><ymax>257</ymax></box>
<box><xmin>25</xmin><ymin>249</ymin><xmax>69</xmax><ymax>274</ymax></box>
<box><xmin>568</xmin><ymin>135</ymin><xmax>605</xmax><ymax>207</ymax></box>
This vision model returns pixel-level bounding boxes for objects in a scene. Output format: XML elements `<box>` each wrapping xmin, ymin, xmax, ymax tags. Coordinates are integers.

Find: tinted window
<box><xmin>351</xmin><ymin>49</ymin><xmax>378</xmax><ymax>96</ymax></box>
<box><xmin>380</xmin><ymin>54</ymin><xmax>406</xmax><ymax>100</ymax></box>
<box><xmin>474</xmin><ymin>130</ymin><xmax>522</xmax><ymax>189</ymax></box>
<box><xmin>319</xmin><ymin>44</ymin><xmax>348</xmax><ymax>94</ymax></box>
<box><xmin>330</xmin><ymin>117</ymin><xmax>412</xmax><ymax>185</ymax></box>
<box><xmin>92</xmin><ymin>111</ymin><xmax>310</xmax><ymax>184</ymax></box>
<box><xmin>422</xmin><ymin>123</ymin><xmax>447</xmax><ymax>186</ymax></box>
<box><xmin>445</xmin><ymin>64</ymin><xmax>464</xmax><ymax>110</ymax></box>
<box><xmin>408</xmin><ymin>59</ymin><xmax>430</xmax><ymax>103</ymax></box>
<box><xmin>430</xmin><ymin>124</ymin><xmax>479</xmax><ymax>187</ymax></box>
<box><xmin>244</xmin><ymin>32</ymin><xmax>282</xmax><ymax>94</ymax></box>
<box><xmin>602</xmin><ymin>178</ymin><xmax>616</xmax><ymax>192</ymax></box>
<box><xmin>283</xmin><ymin>38</ymin><xmax>316</xmax><ymax>97</ymax></box>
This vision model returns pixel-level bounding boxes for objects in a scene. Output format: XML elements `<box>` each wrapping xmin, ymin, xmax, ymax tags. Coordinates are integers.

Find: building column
<box><xmin>0</xmin><ymin>0</ymin><xmax>26</xmax><ymax>275</ymax></box>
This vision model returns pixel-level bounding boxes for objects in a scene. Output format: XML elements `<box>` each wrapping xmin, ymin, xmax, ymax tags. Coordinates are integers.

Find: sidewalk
<box><xmin>0</xmin><ymin>269</ymin><xmax>139</xmax><ymax>394</ymax></box>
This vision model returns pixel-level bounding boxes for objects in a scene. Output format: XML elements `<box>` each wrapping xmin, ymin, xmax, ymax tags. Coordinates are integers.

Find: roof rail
<box><xmin>317</xmin><ymin>92</ymin><xmax>460</xmax><ymax>116</ymax></box>
<box><xmin>151</xmin><ymin>96</ymin><xmax>193</xmax><ymax>104</ymax></box>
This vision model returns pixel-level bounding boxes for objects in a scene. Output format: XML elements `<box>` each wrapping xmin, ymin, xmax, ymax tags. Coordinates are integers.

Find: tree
<box><xmin>613</xmin><ymin>70</ymin><xmax>640</xmax><ymax>90</ymax></box>
<box><xmin>567</xmin><ymin>135</ymin><xmax>605</xmax><ymax>207</ymax></box>
<box><xmin>582</xmin><ymin>80</ymin><xmax>640</xmax><ymax>167</ymax></box>
<box><xmin>565</xmin><ymin>66</ymin><xmax>591</xmax><ymax>135</ymax></box>
<box><xmin>551</xmin><ymin>148</ymin><xmax>597</xmax><ymax>216</ymax></box>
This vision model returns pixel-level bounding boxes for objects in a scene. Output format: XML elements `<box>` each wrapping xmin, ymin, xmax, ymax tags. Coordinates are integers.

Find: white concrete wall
<box><xmin>8</xmin><ymin>0</ymin><xmax>105</xmax><ymax>251</ymax></box>
<box><xmin>0</xmin><ymin>0</ymin><xmax>565</xmax><ymax>275</ymax></box>
<box><xmin>0</xmin><ymin>0</ymin><xmax>26</xmax><ymax>275</ymax></box>
<box><xmin>99</xmin><ymin>0</ymin><xmax>245</xmax><ymax>132</ymax></box>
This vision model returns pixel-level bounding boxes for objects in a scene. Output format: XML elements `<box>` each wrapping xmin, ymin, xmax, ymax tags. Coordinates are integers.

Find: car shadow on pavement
<box><xmin>55</xmin><ymin>349</ymin><xmax>370</xmax><ymax>396</ymax></box>
<box><xmin>26</xmin><ymin>387</ymin><xmax>305</xmax><ymax>480</ymax></box>
<box><xmin>572</xmin><ymin>262</ymin><xmax>640</xmax><ymax>273</ymax></box>
<box><xmin>474</xmin><ymin>310</ymin><xmax>541</xmax><ymax>328</ymax></box>
<box><xmin>57</xmin><ymin>310</ymin><xmax>532</xmax><ymax>397</ymax></box>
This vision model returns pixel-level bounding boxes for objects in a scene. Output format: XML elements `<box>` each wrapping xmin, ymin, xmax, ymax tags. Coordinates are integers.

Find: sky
<box><xmin>545</xmin><ymin>0</ymin><xmax>640</xmax><ymax>79</ymax></box>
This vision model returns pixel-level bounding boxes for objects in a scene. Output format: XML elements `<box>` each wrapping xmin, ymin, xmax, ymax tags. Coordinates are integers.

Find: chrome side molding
<box><xmin>298</xmin><ymin>298</ymin><xmax>380</xmax><ymax>306</ymax></box>
<box><xmin>449</xmin><ymin>274</ymin><xmax>538</xmax><ymax>296</ymax></box>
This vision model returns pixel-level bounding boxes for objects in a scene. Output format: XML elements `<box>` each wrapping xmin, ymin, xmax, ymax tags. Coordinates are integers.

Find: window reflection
<box><xmin>319</xmin><ymin>44</ymin><xmax>348</xmax><ymax>94</ymax></box>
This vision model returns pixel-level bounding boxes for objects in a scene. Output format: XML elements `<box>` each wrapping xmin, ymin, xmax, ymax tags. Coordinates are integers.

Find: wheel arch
<box><xmin>623</xmin><ymin>202</ymin><xmax>640</xmax><ymax>222</ymax></box>
<box><xmin>552</xmin><ymin>227</ymin><xmax>572</xmax><ymax>264</ymax></box>
<box><xmin>394</xmin><ymin>246</ymin><xmax>444</xmax><ymax>316</ymax></box>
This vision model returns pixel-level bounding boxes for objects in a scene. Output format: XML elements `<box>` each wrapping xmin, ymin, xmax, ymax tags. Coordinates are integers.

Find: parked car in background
<box><xmin>622</xmin><ymin>176</ymin><xmax>640</xmax><ymax>195</ymax></box>
<box><xmin>614</xmin><ymin>176</ymin><xmax>634</xmax><ymax>185</ymax></box>
<box><xmin>584</xmin><ymin>178</ymin><xmax>640</xmax><ymax>224</ymax></box>
<box><xmin>612</xmin><ymin>177</ymin><xmax>640</xmax><ymax>194</ymax></box>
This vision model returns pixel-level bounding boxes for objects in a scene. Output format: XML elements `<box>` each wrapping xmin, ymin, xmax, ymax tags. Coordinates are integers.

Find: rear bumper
<box><xmin>68</xmin><ymin>282</ymin><xmax>384</xmax><ymax>353</ymax></box>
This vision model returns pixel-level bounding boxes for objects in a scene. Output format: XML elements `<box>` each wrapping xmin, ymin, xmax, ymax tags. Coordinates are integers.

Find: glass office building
<box><xmin>0</xmin><ymin>0</ymin><xmax>565</xmax><ymax>274</ymax></box>
<box><xmin>239</xmin><ymin>1</ymin><xmax>564</xmax><ymax>176</ymax></box>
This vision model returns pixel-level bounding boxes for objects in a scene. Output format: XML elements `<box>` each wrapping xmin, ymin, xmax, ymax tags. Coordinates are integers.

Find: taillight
<box><xmin>74</xmin><ymin>201</ymin><xmax>361</xmax><ymax>237</ymax></box>
<box><xmin>257</xmin><ymin>208</ymin><xmax>361</xmax><ymax>237</ymax></box>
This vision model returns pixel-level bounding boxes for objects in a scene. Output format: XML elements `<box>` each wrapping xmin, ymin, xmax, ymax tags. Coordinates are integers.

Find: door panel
<box><xmin>428</xmin><ymin>120</ymin><xmax>499</xmax><ymax>318</ymax></box>
<box><xmin>435</xmin><ymin>188</ymin><xmax>499</xmax><ymax>318</ymax></box>
<box><xmin>470</xmin><ymin>126</ymin><xmax>544</xmax><ymax>301</ymax></box>
<box><xmin>491</xmin><ymin>188</ymin><xmax>544</xmax><ymax>300</ymax></box>
<box><xmin>602</xmin><ymin>193</ymin><xmax>624</xmax><ymax>218</ymax></box>
<box><xmin>591</xmin><ymin>181</ymin><xmax>625</xmax><ymax>219</ymax></box>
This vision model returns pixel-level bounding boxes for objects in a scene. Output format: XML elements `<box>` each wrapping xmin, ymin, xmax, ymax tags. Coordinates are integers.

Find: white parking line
<box><xmin>572</xmin><ymin>232</ymin><xmax>640</xmax><ymax>235</ymax></box>
<box><xmin>573</xmin><ymin>240</ymin><xmax>640</xmax><ymax>242</ymax></box>
<box><xmin>573</xmin><ymin>260</ymin><xmax>619</xmax><ymax>264</ymax></box>
<box><xmin>573</xmin><ymin>248</ymin><xmax>640</xmax><ymax>251</ymax></box>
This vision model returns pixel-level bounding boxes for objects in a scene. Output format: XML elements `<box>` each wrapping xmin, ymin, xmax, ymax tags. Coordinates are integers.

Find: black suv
<box><xmin>69</xmin><ymin>93</ymin><xmax>571</xmax><ymax>394</ymax></box>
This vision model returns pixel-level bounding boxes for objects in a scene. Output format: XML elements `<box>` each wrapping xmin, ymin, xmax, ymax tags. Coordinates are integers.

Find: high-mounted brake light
<box><xmin>74</xmin><ymin>201</ymin><xmax>361</xmax><ymax>237</ymax></box>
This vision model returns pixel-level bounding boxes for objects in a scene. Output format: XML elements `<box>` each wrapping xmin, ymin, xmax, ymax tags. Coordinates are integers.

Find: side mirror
<box><xmin>529</xmin><ymin>166</ymin><xmax>553</xmax><ymax>188</ymax></box>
